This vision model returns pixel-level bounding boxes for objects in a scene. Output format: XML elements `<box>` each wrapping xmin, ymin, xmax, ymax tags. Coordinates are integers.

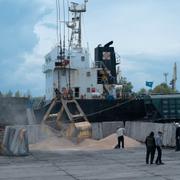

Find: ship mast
<box><xmin>56</xmin><ymin>0</ymin><xmax>63</xmax><ymax>91</ymax></box>
<box><xmin>56</xmin><ymin>0</ymin><xmax>69</xmax><ymax>91</ymax></box>
<box><xmin>67</xmin><ymin>0</ymin><xmax>88</xmax><ymax>49</ymax></box>
<box><xmin>55</xmin><ymin>0</ymin><xmax>88</xmax><ymax>93</ymax></box>
<box><xmin>66</xmin><ymin>0</ymin><xmax>88</xmax><ymax>91</ymax></box>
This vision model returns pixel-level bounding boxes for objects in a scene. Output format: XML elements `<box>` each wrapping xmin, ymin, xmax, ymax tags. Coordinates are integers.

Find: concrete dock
<box><xmin>0</xmin><ymin>146</ymin><xmax>180</xmax><ymax>180</ymax></box>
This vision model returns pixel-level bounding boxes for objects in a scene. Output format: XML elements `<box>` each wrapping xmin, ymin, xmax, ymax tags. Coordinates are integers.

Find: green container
<box><xmin>145</xmin><ymin>94</ymin><xmax>180</xmax><ymax>120</ymax></box>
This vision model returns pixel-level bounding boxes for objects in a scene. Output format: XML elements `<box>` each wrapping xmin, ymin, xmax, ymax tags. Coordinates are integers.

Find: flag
<box><xmin>145</xmin><ymin>81</ymin><xmax>153</xmax><ymax>88</ymax></box>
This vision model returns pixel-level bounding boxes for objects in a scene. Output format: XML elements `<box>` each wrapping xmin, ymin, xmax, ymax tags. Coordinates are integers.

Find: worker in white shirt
<box><xmin>116</xmin><ymin>127</ymin><xmax>126</xmax><ymax>148</ymax></box>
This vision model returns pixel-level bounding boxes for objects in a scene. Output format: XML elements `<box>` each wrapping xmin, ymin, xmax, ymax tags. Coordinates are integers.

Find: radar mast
<box><xmin>67</xmin><ymin>0</ymin><xmax>88</xmax><ymax>49</ymax></box>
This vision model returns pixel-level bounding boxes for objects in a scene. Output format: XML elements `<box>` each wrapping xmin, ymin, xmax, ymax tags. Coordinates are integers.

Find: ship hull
<box><xmin>34</xmin><ymin>99</ymin><xmax>146</xmax><ymax>123</ymax></box>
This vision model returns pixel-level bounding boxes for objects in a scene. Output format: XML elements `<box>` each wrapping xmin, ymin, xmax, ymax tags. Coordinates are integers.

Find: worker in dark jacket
<box><xmin>175</xmin><ymin>123</ymin><xmax>180</xmax><ymax>151</ymax></box>
<box><xmin>145</xmin><ymin>131</ymin><xmax>156</xmax><ymax>164</ymax></box>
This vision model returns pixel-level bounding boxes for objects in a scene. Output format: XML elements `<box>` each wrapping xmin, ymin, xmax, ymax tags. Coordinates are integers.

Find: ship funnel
<box><xmin>104</xmin><ymin>41</ymin><xmax>113</xmax><ymax>47</ymax></box>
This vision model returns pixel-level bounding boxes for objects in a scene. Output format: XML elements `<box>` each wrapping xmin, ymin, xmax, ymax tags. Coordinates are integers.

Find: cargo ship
<box><xmin>34</xmin><ymin>0</ymin><xmax>146</xmax><ymax>125</ymax></box>
<box><xmin>34</xmin><ymin>0</ymin><xmax>180</xmax><ymax>125</ymax></box>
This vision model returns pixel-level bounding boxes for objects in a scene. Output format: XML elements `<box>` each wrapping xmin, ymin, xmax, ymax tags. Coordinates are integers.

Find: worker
<box><xmin>116</xmin><ymin>127</ymin><xmax>126</xmax><ymax>148</ymax></box>
<box><xmin>54</xmin><ymin>88</ymin><xmax>61</xmax><ymax>99</ymax></box>
<box><xmin>175</xmin><ymin>123</ymin><xmax>180</xmax><ymax>151</ymax></box>
<box><xmin>155</xmin><ymin>131</ymin><xmax>164</xmax><ymax>165</ymax></box>
<box><xmin>145</xmin><ymin>131</ymin><xmax>156</xmax><ymax>164</ymax></box>
<box><xmin>100</xmin><ymin>69</ymin><xmax>110</xmax><ymax>84</ymax></box>
<box><xmin>62</xmin><ymin>88</ymin><xmax>68</xmax><ymax>99</ymax></box>
<box><xmin>68</xmin><ymin>88</ymin><xmax>73</xmax><ymax>99</ymax></box>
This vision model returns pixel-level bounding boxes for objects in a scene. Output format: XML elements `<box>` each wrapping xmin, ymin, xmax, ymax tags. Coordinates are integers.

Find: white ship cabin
<box><xmin>43</xmin><ymin>46</ymin><xmax>105</xmax><ymax>101</ymax></box>
<box><xmin>43</xmin><ymin>0</ymin><xmax>122</xmax><ymax>101</ymax></box>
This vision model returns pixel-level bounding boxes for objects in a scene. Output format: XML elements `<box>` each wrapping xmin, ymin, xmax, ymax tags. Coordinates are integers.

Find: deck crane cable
<box><xmin>45</xmin><ymin>97</ymin><xmax>137</xmax><ymax>121</ymax></box>
<box><xmin>67</xmin><ymin>0</ymin><xmax>70</xmax><ymax>50</ymax></box>
<box><xmin>71</xmin><ymin>97</ymin><xmax>137</xmax><ymax>120</ymax></box>
<box><xmin>63</xmin><ymin>0</ymin><xmax>69</xmax><ymax>89</ymax></box>
<box><xmin>66</xmin><ymin>0</ymin><xmax>71</xmax><ymax>90</ymax></box>
<box><xmin>63</xmin><ymin>0</ymin><xmax>66</xmax><ymax>59</ymax></box>
<box><xmin>82</xmin><ymin>11</ymin><xmax>87</xmax><ymax>49</ymax></box>
<box><xmin>56</xmin><ymin>0</ymin><xmax>60</xmax><ymax>91</ymax></box>
<box><xmin>57</xmin><ymin>0</ymin><xmax>62</xmax><ymax>61</ymax></box>
<box><xmin>56</xmin><ymin>0</ymin><xmax>59</xmax><ymax>54</ymax></box>
<box><xmin>63</xmin><ymin>0</ymin><xmax>66</xmax><ymax>81</ymax></box>
<box><xmin>56</xmin><ymin>0</ymin><xmax>62</xmax><ymax>91</ymax></box>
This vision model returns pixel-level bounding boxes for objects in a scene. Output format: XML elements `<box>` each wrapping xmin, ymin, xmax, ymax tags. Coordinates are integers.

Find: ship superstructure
<box><xmin>43</xmin><ymin>0</ymin><xmax>121</xmax><ymax>101</ymax></box>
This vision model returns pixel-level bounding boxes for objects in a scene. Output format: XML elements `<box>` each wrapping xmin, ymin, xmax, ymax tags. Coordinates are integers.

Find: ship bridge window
<box><xmin>81</xmin><ymin>56</ymin><xmax>85</xmax><ymax>61</ymax></box>
<box><xmin>74</xmin><ymin>87</ymin><xmax>79</xmax><ymax>98</ymax></box>
<box><xmin>86</xmin><ymin>72</ymin><xmax>91</xmax><ymax>77</ymax></box>
<box><xmin>87</xmin><ymin>87</ymin><xmax>90</xmax><ymax>93</ymax></box>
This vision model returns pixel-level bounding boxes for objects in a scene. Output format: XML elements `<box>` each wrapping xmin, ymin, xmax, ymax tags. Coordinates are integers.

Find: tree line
<box><xmin>0</xmin><ymin>90</ymin><xmax>45</xmax><ymax>109</ymax></box>
<box><xmin>119</xmin><ymin>77</ymin><xmax>179</xmax><ymax>96</ymax></box>
<box><xmin>0</xmin><ymin>90</ymin><xmax>32</xmax><ymax>98</ymax></box>
<box><xmin>137</xmin><ymin>83</ymin><xmax>178</xmax><ymax>95</ymax></box>
<box><xmin>0</xmin><ymin>81</ymin><xmax>178</xmax><ymax>99</ymax></box>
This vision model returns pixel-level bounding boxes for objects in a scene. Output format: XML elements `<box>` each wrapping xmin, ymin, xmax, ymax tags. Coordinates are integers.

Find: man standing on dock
<box><xmin>155</xmin><ymin>131</ymin><xmax>164</xmax><ymax>165</ymax></box>
<box><xmin>145</xmin><ymin>131</ymin><xmax>156</xmax><ymax>164</ymax></box>
<box><xmin>116</xmin><ymin>127</ymin><xmax>126</xmax><ymax>148</ymax></box>
<box><xmin>175</xmin><ymin>123</ymin><xmax>180</xmax><ymax>151</ymax></box>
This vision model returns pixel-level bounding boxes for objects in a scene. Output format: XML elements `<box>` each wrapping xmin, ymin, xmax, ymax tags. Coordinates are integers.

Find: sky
<box><xmin>0</xmin><ymin>0</ymin><xmax>180</xmax><ymax>96</ymax></box>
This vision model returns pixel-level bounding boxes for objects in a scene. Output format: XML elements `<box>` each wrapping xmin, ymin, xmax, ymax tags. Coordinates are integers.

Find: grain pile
<box><xmin>29</xmin><ymin>133</ymin><xmax>141</xmax><ymax>151</ymax></box>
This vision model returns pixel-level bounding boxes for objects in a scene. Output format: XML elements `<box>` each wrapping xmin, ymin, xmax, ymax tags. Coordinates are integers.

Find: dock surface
<box><xmin>0</xmin><ymin>146</ymin><xmax>180</xmax><ymax>180</ymax></box>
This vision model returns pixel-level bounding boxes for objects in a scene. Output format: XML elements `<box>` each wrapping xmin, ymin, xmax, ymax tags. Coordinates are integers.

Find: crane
<box><xmin>170</xmin><ymin>62</ymin><xmax>177</xmax><ymax>90</ymax></box>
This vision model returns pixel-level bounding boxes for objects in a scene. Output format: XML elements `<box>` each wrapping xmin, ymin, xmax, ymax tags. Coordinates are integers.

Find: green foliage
<box><xmin>123</xmin><ymin>82</ymin><xmax>133</xmax><ymax>93</ymax></box>
<box><xmin>152</xmin><ymin>83</ymin><xmax>175</xmax><ymax>94</ymax></box>
<box><xmin>26</xmin><ymin>90</ymin><xmax>31</xmax><ymax>98</ymax></box>
<box><xmin>137</xmin><ymin>88</ymin><xmax>147</xmax><ymax>95</ymax></box>
<box><xmin>5</xmin><ymin>90</ymin><xmax>13</xmax><ymax>97</ymax></box>
<box><xmin>14</xmin><ymin>90</ymin><xmax>21</xmax><ymax>97</ymax></box>
<box><xmin>120</xmin><ymin>77</ymin><xmax>133</xmax><ymax>94</ymax></box>
<box><xmin>31</xmin><ymin>96</ymin><xmax>45</xmax><ymax>108</ymax></box>
<box><xmin>0</xmin><ymin>90</ymin><xmax>45</xmax><ymax>99</ymax></box>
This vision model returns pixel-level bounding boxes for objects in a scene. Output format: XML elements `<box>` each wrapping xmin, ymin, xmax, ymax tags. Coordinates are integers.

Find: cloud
<box><xmin>0</xmin><ymin>0</ymin><xmax>56</xmax><ymax>95</ymax></box>
<box><xmin>121</xmin><ymin>54</ymin><xmax>180</xmax><ymax>91</ymax></box>
<box><xmin>0</xmin><ymin>0</ymin><xmax>180</xmax><ymax>96</ymax></box>
<box><xmin>85</xmin><ymin>0</ymin><xmax>180</xmax><ymax>55</ymax></box>
<box><xmin>12</xmin><ymin>16</ymin><xmax>57</xmax><ymax>95</ymax></box>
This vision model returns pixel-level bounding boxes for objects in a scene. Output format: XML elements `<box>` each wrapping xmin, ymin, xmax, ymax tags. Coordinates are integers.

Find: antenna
<box><xmin>173</xmin><ymin>62</ymin><xmax>177</xmax><ymax>90</ymax></box>
<box><xmin>163</xmin><ymin>72</ymin><xmax>168</xmax><ymax>84</ymax></box>
<box><xmin>173</xmin><ymin>62</ymin><xmax>177</xmax><ymax>81</ymax></box>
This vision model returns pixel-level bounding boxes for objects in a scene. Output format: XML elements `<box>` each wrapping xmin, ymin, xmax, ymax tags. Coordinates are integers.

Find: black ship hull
<box><xmin>34</xmin><ymin>99</ymin><xmax>146</xmax><ymax>123</ymax></box>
